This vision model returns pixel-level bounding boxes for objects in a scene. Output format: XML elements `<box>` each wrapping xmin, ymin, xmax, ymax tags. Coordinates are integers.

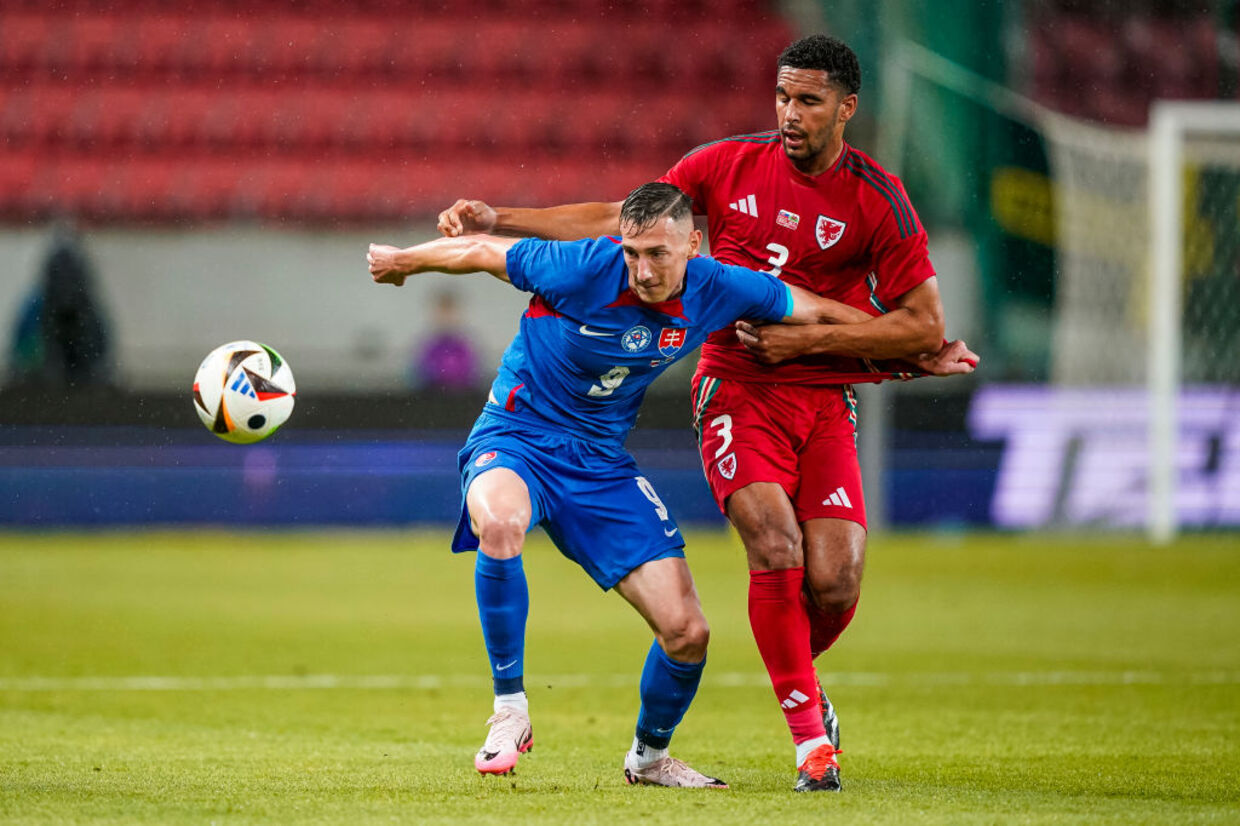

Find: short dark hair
<box><xmin>777</xmin><ymin>34</ymin><xmax>861</xmax><ymax>95</ymax></box>
<box><xmin>619</xmin><ymin>183</ymin><xmax>693</xmax><ymax>234</ymax></box>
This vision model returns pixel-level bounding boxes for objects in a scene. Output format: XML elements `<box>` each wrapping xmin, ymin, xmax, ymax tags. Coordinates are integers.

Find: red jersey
<box><xmin>660</xmin><ymin>131</ymin><xmax>936</xmax><ymax>385</ymax></box>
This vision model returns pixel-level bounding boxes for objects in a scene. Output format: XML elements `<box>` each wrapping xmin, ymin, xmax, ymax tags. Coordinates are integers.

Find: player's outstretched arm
<box><xmin>366</xmin><ymin>236</ymin><xmax>519</xmax><ymax>287</ymax></box>
<box><xmin>782</xmin><ymin>285</ymin><xmax>875</xmax><ymax>325</ymax></box>
<box><xmin>438</xmin><ymin>199</ymin><xmax>623</xmax><ymax>241</ymax></box>
<box><xmin>737</xmin><ymin>277</ymin><xmax>973</xmax><ymax>370</ymax></box>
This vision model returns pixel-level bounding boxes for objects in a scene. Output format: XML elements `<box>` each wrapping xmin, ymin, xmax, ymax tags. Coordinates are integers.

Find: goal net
<box><xmin>883</xmin><ymin>42</ymin><xmax>1240</xmax><ymax>540</ymax></box>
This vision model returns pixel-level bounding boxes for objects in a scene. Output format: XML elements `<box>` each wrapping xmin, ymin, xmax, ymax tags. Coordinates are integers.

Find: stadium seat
<box><xmin>190</xmin><ymin>17</ymin><xmax>262</xmax><ymax>77</ymax></box>
<box><xmin>120</xmin><ymin>15</ymin><xmax>192</xmax><ymax>76</ymax></box>
<box><xmin>1</xmin><ymin>85</ymin><xmax>78</xmax><ymax>146</ymax></box>
<box><xmin>89</xmin><ymin>87</ymin><xmax>152</xmax><ymax>147</ymax></box>
<box><xmin>0</xmin><ymin>13</ymin><xmax>54</xmax><ymax>73</ymax></box>
<box><xmin>0</xmin><ymin>152</ymin><xmax>38</xmax><ymax>218</ymax></box>
<box><xmin>57</xmin><ymin>15</ymin><xmax>125</xmax><ymax>74</ymax></box>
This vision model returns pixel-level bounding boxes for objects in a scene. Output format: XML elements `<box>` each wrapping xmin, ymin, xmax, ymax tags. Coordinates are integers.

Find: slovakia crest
<box><xmin>717</xmin><ymin>452</ymin><xmax>737</xmax><ymax>480</ymax></box>
<box><xmin>622</xmin><ymin>325</ymin><xmax>653</xmax><ymax>353</ymax></box>
<box><xmin>816</xmin><ymin>215</ymin><xmax>847</xmax><ymax>250</ymax></box>
<box><xmin>475</xmin><ymin>451</ymin><xmax>498</xmax><ymax>468</ymax></box>
<box><xmin>658</xmin><ymin>327</ymin><xmax>686</xmax><ymax>358</ymax></box>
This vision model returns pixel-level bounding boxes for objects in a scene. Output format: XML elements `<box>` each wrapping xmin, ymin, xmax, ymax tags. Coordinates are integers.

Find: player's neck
<box><xmin>793</xmin><ymin>137</ymin><xmax>845</xmax><ymax>178</ymax></box>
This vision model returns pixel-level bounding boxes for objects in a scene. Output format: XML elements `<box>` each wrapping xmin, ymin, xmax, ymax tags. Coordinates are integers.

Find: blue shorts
<box><xmin>451</xmin><ymin>412</ymin><xmax>685</xmax><ymax>590</ymax></box>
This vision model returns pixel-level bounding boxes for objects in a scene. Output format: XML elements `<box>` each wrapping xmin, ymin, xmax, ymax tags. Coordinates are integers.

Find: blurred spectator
<box><xmin>7</xmin><ymin>220</ymin><xmax>113</xmax><ymax>389</ymax></box>
<box><xmin>409</xmin><ymin>289</ymin><xmax>482</xmax><ymax>391</ymax></box>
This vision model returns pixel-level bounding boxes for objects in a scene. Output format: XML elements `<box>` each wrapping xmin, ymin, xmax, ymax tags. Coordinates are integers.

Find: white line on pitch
<box><xmin>0</xmin><ymin>671</ymin><xmax>1237</xmax><ymax>692</ymax></box>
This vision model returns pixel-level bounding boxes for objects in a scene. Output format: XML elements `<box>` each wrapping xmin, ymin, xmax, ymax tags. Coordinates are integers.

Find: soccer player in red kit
<box><xmin>437</xmin><ymin>34</ymin><xmax>977</xmax><ymax>792</ymax></box>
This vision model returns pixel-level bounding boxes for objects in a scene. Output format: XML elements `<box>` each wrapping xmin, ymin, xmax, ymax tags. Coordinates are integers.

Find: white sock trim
<box><xmin>494</xmin><ymin>692</ymin><xmax>528</xmax><ymax>715</ymax></box>
<box><xmin>629</xmin><ymin>736</ymin><xmax>669</xmax><ymax>768</ymax></box>
<box><xmin>795</xmin><ymin>735</ymin><xmax>831</xmax><ymax>768</ymax></box>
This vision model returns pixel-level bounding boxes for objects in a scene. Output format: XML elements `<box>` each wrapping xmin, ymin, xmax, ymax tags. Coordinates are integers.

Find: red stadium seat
<box><xmin>189</xmin><ymin>16</ymin><xmax>262</xmax><ymax>77</ymax></box>
<box><xmin>90</xmin><ymin>87</ymin><xmax>153</xmax><ymax>147</ymax></box>
<box><xmin>119</xmin><ymin>15</ymin><xmax>192</xmax><ymax>76</ymax></box>
<box><xmin>1</xmin><ymin>85</ymin><xmax>78</xmax><ymax>146</ymax></box>
<box><xmin>0</xmin><ymin>13</ymin><xmax>55</xmax><ymax>72</ymax></box>
<box><xmin>0</xmin><ymin>152</ymin><xmax>38</xmax><ymax>216</ymax></box>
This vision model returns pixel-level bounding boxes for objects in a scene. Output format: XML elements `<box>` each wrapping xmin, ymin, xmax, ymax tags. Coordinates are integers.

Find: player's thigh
<box><xmin>692</xmin><ymin>375</ymin><xmax>801</xmax><ymax>514</ymax></box>
<box><xmin>542</xmin><ymin>459</ymin><xmax>684</xmax><ymax>590</ymax></box>
<box><xmin>453</xmin><ymin>424</ymin><xmax>550</xmax><ymax>558</ymax></box>
<box><xmin>725</xmin><ymin>482</ymin><xmax>804</xmax><ymax>570</ymax></box>
<box><xmin>792</xmin><ymin>390</ymin><xmax>867</xmax><ymax>528</ymax></box>
<box><xmin>613</xmin><ymin>555</ymin><xmax>708</xmax><ymax>657</ymax></box>
<box><xmin>466</xmin><ymin>467</ymin><xmax>533</xmax><ymax>544</ymax></box>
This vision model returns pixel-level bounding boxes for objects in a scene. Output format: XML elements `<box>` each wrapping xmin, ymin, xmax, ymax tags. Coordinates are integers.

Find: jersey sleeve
<box><xmin>505</xmin><ymin>237</ymin><xmax>615</xmax><ymax>306</ymax></box>
<box><xmin>658</xmin><ymin>144</ymin><xmax>718</xmax><ymax>215</ymax></box>
<box><xmin>697</xmin><ymin>258</ymin><xmax>793</xmax><ymax>324</ymax></box>
<box><xmin>869</xmin><ymin>178</ymin><xmax>937</xmax><ymax>308</ymax></box>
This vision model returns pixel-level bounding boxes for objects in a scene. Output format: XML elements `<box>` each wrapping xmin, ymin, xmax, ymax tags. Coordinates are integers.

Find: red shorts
<box><xmin>690</xmin><ymin>374</ymin><xmax>867</xmax><ymax>529</ymax></box>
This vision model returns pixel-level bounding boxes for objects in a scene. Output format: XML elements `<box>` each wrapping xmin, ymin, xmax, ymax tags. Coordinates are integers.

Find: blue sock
<box><xmin>474</xmin><ymin>553</ymin><xmax>528</xmax><ymax>696</ymax></box>
<box><xmin>635</xmin><ymin>639</ymin><xmax>705</xmax><ymax>750</ymax></box>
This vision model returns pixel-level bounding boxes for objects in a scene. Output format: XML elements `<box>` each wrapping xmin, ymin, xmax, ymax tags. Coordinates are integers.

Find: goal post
<box><xmin>1148</xmin><ymin>102</ymin><xmax>1240</xmax><ymax>544</ymax></box>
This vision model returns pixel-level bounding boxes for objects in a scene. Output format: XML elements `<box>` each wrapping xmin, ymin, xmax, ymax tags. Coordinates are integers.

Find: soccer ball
<box><xmin>192</xmin><ymin>340</ymin><xmax>296</xmax><ymax>444</ymax></box>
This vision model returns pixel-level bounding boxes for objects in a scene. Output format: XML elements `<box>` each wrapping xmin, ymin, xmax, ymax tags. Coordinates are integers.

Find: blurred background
<box><xmin>1</xmin><ymin>0</ymin><xmax>1237</xmax><ymax>537</ymax></box>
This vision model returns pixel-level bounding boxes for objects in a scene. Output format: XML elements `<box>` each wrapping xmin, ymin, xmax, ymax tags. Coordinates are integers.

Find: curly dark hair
<box><xmin>777</xmin><ymin>34</ymin><xmax>861</xmax><ymax>95</ymax></box>
<box><xmin>619</xmin><ymin>183</ymin><xmax>693</xmax><ymax>234</ymax></box>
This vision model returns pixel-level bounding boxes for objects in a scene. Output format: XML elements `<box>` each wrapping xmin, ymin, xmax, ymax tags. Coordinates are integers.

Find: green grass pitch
<box><xmin>1</xmin><ymin>530</ymin><xmax>1238</xmax><ymax>824</ymax></box>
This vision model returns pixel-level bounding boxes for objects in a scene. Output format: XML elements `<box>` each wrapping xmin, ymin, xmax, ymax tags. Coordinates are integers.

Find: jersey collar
<box><xmin>781</xmin><ymin>141</ymin><xmax>852</xmax><ymax>185</ymax></box>
<box><xmin>606</xmin><ymin>288</ymin><xmax>686</xmax><ymax>319</ymax></box>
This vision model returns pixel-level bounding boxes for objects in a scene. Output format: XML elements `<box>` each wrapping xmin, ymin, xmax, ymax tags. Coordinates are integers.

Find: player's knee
<box><xmin>474</xmin><ymin>512</ymin><xmax>527</xmax><ymax>559</ymax></box>
<box><xmin>744</xmin><ymin>525</ymin><xmax>804</xmax><ymax>570</ymax></box>
<box><xmin>806</xmin><ymin>566</ymin><xmax>862</xmax><ymax>614</ymax></box>
<box><xmin>660</xmin><ymin>613</ymin><xmax>710</xmax><ymax>663</ymax></box>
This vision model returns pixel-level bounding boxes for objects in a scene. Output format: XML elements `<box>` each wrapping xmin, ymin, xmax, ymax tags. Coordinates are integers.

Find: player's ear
<box><xmin>838</xmin><ymin>93</ymin><xmax>858</xmax><ymax>125</ymax></box>
<box><xmin>688</xmin><ymin>228</ymin><xmax>702</xmax><ymax>257</ymax></box>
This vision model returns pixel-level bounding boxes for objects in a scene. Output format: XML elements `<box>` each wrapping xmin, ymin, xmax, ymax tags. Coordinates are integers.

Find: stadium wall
<box><xmin>0</xmin><ymin>225</ymin><xmax>530</xmax><ymax>391</ymax></box>
<box><xmin>0</xmin><ymin>224</ymin><xmax>979</xmax><ymax>393</ymax></box>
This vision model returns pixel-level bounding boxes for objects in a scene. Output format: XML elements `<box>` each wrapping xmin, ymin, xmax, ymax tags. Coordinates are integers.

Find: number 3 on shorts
<box><xmin>709</xmin><ymin>414</ymin><xmax>733</xmax><ymax>458</ymax></box>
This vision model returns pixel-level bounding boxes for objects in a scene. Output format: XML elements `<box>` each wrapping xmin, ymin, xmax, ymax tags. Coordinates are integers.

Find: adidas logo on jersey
<box><xmin>728</xmin><ymin>194</ymin><xmax>758</xmax><ymax>217</ymax></box>
<box><xmin>822</xmin><ymin>486</ymin><xmax>853</xmax><ymax>508</ymax></box>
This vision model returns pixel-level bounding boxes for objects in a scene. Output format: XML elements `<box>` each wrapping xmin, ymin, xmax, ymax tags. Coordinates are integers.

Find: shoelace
<box><xmin>799</xmin><ymin>744</ymin><xmax>843</xmax><ymax>779</ymax></box>
<box><xmin>643</xmin><ymin>757</ymin><xmax>712</xmax><ymax>785</ymax></box>
<box><xmin>483</xmin><ymin>709</ymin><xmax>528</xmax><ymax>749</ymax></box>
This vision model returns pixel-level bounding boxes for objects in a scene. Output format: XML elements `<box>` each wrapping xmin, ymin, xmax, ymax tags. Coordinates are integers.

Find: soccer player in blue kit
<box><xmin>366</xmin><ymin>183</ymin><xmax>866</xmax><ymax>788</ymax></box>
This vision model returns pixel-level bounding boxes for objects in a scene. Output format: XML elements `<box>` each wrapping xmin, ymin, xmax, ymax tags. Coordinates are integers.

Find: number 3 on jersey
<box><xmin>764</xmin><ymin>243</ymin><xmax>789</xmax><ymax>278</ymax></box>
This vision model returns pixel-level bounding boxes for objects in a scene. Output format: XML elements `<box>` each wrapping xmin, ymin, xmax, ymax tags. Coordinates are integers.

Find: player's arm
<box><xmin>437</xmin><ymin>199</ymin><xmax>623</xmax><ymax>241</ymax></box>
<box><xmin>740</xmin><ymin>277</ymin><xmax>977</xmax><ymax>371</ymax></box>
<box><xmin>366</xmin><ymin>236</ymin><xmax>520</xmax><ymax>286</ymax></box>
<box><xmin>780</xmin><ymin>285</ymin><xmax>874</xmax><ymax>325</ymax></box>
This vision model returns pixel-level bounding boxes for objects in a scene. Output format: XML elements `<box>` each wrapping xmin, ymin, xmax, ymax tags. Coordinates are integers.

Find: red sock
<box><xmin>748</xmin><ymin>568</ymin><xmax>825</xmax><ymax>745</ymax></box>
<box><xmin>807</xmin><ymin>597</ymin><xmax>858</xmax><ymax>659</ymax></box>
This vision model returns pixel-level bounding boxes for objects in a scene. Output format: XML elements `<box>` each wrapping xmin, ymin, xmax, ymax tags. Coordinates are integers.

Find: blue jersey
<box><xmin>487</xmin><ymin>236</ymin><xmax>792</xmax><ymax>443</ymax></box>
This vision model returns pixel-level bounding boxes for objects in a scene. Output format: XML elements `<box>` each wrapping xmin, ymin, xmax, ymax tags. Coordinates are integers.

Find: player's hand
<box><xmin>734</xmin><ymin>320</ymin><xmax>809</xmax><ymax>364</ymax></box>
<box><xmin>437</xmin><ymin>199</ymin><xmax>497</xmax><ymax>237</ymax></box>
<box><xmin>367</xmin><ymin>243</ymin><xmax>409</xmax><ymax>286</ymax></box>
<box><xmin>913</xmin><ymin>339</ymin><xmax>979</xmax><ymax>376</ymax></box>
